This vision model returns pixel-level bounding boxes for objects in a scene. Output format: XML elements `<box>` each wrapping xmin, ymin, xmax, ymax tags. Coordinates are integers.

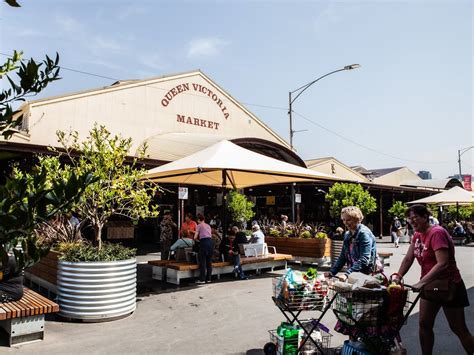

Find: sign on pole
<box><xmin>178</xmin><ymin>187</ymin><xmax>188</xmax><ymax>200</ymax></box>
<box><xmin>295</xmin><ymin>193</ymin><xmax>302</xmax><ymax>204</ymax></box>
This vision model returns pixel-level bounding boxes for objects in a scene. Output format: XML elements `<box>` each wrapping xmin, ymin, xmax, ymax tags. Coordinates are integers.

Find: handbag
<box><xmin>421</xmin><ymin>279</ymin><xmax>455</xmax><ymax>303</ymax></box>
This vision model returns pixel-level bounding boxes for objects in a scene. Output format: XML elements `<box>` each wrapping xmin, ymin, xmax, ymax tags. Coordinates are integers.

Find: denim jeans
<box><xmin>232</xmin><ymin>254</ymin><xmax>246</xmax><ymax>279</ymax></box>
<box><xmin>198</xmin><ymin>238</ymin><xmax>214</xmax><ymax>282</ymax></box>
<box><xmin>170</xmin><ymin>238</ymin><xmax>194</xmax><ymax>251</ymax></box>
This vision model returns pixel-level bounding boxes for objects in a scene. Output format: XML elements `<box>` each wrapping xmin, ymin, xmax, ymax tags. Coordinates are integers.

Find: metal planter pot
<box><xmin>57</xmin><ymin>258</ymin><xmax>136</xmax><ymax>321</ymax></box>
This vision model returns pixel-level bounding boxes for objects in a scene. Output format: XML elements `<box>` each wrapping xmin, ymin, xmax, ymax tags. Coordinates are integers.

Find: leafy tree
<box><xmin>227</xmin><ymin>190</ymin><xmax>255</xmax><ymax>228</ymax></box>
<box><xmin>445</xmin><ymin>204</ymin><xmax>473</xmax><ymax>221</ymax></box>
<box><xmin>1</xmin><ymin>50</ymin><xmax>60</xmax><ymax>139</ymax></box>
<box><xmin>50</xmin><ymin>125</ymin><xmax>160</xmax><ymax>250</ymax></box>
<box><xmin>0</xmin><ymin>48</ymin><xmax>94</xmax><ymax>269</ymax></box>
<box><xmin>0</xmin><ymin>159</ymin><xmax>94</xmax><ymax>269</ymax></box>
<box><xmin>325</xmin><ymin>183</ymin><xmax>377</xmax><ymax>219</ymax></box>
<box><xmin>388</xmin><ymin>201</ymin><xmax>408</xmax><ymax>219</ymax></box>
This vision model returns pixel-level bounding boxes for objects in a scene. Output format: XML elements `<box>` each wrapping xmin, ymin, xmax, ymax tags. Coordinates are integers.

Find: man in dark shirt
<box><xmin>219</xmin><ymin>229</ymin><xmax>247</xmax><ymax>280</ymax></box>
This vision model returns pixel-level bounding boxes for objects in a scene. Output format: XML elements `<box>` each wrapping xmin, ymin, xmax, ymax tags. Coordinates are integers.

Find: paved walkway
<box><xmin>1</xmin><ymin>242</ymin><xmax>472</xmax><ymax>354</ymax></box>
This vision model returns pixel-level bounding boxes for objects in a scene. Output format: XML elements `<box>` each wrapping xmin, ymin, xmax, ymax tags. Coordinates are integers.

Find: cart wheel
<box><xmin>263</xmin><ymin>342</ymin><xmax>276</xmax><ymax>355</ymax></box>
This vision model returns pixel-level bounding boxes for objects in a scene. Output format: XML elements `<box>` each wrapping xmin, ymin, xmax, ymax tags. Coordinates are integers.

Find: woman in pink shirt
<box><xmin>194</xmin><ymin>215</ymin><xmax>213</xmax><ymax>284</ymax></box>
<box><xmin>397</xmin><ymin>205</ymin><xmax>473</xmax><ymax>355</ymax></box>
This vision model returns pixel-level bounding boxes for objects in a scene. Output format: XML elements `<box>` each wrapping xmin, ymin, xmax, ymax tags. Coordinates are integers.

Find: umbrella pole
<box><xmin>456</xmin><ymin>202</ymin><xmax>459</xmax><ymax>221</ymax></box>
<box><xmin>222</xmin><ymin>170</ymin><xmax>227</xmax><ymax>238</ymax></box>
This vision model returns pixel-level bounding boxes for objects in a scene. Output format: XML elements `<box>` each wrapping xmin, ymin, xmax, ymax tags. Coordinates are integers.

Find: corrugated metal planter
<box><xmin>57</xmin><ymin>258</ymin><xmax>136</xmax><ymax>321</ymax></box>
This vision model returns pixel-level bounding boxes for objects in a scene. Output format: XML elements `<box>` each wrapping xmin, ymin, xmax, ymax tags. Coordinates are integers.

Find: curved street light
<box><xmin>458</xmin><ymin>145</ymin><xmax>474</xmax><ymax>181</ymax></box>
<box><xmin>288</xmin><ymin>64</ymin><xmax>361</xmax><ymax>150</ymax></box>
<box><xmin>288</xmin><ymin>64</ymin><xmax>361</xmax><ymax>222</ymax></box>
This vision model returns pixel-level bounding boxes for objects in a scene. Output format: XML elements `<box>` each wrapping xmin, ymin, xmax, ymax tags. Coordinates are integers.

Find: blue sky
<box><xmin>1</xmin><ymin>0</ymin><xmax>472</xmax><ymax>179</ymax></box>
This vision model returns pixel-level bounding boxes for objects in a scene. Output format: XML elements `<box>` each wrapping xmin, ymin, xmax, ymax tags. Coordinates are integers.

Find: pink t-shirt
<box><xmin>195</xmin><ymin>222</ymin><xmax>212</xmax><ymax>239</ymax></box>
<box><xmin>412</xmin><ymin>225</ymin><xmax>461</xmax><ymax>282</ymax></box>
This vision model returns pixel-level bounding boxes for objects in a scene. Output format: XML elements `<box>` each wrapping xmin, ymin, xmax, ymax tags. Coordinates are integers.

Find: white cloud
<box><xmin>16</xmin><ymin>28</ymin><xmax>42</xmax><ymax>38</ymax></box>
<box><xmin>139</xmin><ymin>54</ymin><xmax>165</xmax><ymax>71</ymax></box>
<box><xmin>93</xmin><ymin>37</ymin><xmax>122</xmax><ymax>51</ymax></box>
<box><xmin>54</xmin><ymin>14</ymin><xmax>82</xmax><ymax>33</ymax></box>
<box><xmin>116</xmin><ymin>6</ymin><xmax>147</xmax><ymax>21</ymax></box>
<box><xmin>187</xmin><ymin>37</ymin><xmax>228</xmax><ymax>58</ymax></box>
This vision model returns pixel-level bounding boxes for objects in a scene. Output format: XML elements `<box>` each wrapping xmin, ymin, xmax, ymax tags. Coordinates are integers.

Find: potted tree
<box><xmin>1</xmin><ymin>51</ymin><xmax>93</xmax><ymax>298</ymax></box>
<box><xmin>227</xmin><ymin>189</ymin><xmax>255</xmax><ymax>230</ymax></box>
<box><xmin>43</xmin><ymin>125</ymin><xmax>159</xmax><ymax>321</ymax></box>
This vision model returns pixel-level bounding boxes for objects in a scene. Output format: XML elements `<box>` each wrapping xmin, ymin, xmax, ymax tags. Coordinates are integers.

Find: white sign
<box><xmin>295</xmin><ymin>193</ymin><xmax>302</xmax><ymax>204</ymax></box>
<box><xmin>178</xmin><ymin>187</ymin><xmax>188</xmax><ymax>200</ymax></box>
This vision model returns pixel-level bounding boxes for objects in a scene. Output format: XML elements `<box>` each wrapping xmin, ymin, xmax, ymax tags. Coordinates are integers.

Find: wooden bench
<box><xmin>0</xmin><ymin>288</ymin><xmax>59</xmax><ymax>346</ymax></box>
<box><xmin>378</xmin><ymin>252</ymin><xmax>393</xmax><ymax>267</ymax></box>
<box><xmin>149</xmin><ymin>253</ymin><xmax>292</xmax><ymax>285</ymax></box>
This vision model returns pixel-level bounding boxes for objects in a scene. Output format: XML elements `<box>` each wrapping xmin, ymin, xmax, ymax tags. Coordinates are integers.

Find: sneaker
<box><xmin>205</xmin><ymin>280</ymin><xmax>212</xmax><ymax>284</ymax></box>
<box><xmin>195</xmin><ymin>280</ymin><xmax>205</xmax><ymax>284</ymax></box>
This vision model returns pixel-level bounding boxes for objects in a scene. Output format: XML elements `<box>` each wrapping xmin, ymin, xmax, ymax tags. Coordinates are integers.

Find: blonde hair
<box><xmin>341</xmin><ymin>206</ymin><xmax>364</xmax><ymax>223</ymax></box>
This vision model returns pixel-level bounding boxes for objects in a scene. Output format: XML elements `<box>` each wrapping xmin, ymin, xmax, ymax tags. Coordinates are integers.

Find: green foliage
<box><xmin>315</xmin><ymin>231</ymin><xmax>328</xmax><ymax>239</ymax></box>
<box><xmin>325</xmin><ymin>183</ymin><xmax>377</xmax><ymax>219</ymax></box>
<box><xmin>0</xmin><ymin>158</ymin><xmax>95</xmax><ymax>269</ymax></box>
<box><xmin>58</xmin><ymin>242</ymin><xmax>136</xmax><ymax>262</ymax></box>
<box><xmin>0</xmin><ymin>51</ymin><xmax>60</xmax><ymax>139</ymax></box>
<box><xmin>49</xmin><ymin>125</ymin><xmax>160</xmax><ymax>250</ymax></box>
<box><xmin>227</xmin><ymin>190</ymin><xmax>255</xmax><ymax>226</ymax></box>
<box><xmin>299</xmin><ymin>230</ymin><xmax>312</xmax><ymax>239</ymax></box>
<box><xmin>445</xmin><ymin>204</ymin><xmax>474</xmax><ymax>221</ymax></box>
<box><xmin>388</xmin><ymin>201</ymin><xmax>408</xmax><ymax>219</ymax></box>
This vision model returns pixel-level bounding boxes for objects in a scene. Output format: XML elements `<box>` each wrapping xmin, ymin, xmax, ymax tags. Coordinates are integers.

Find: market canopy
<box><xmin>407</xmin><ymin>186</ymin><xmax>474</xmax><ymax>205</ymax></box>
<box><xmin>144</xmin><ymin>140</ymin><xmax>342</xmax><ymax>188</ymax></box>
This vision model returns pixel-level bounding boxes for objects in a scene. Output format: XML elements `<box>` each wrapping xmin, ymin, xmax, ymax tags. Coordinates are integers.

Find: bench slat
<box><xmin>22</xmin><ymin>291</ymin><xmax>43</xmax><ymax>315</ymax></box>
<box><xmin>163</xmin><ymin>253</ymin><xmax>292</xmax><ymax>271</ymax></box>
<box><xmin>0</xmin><ymin>288</ymin><xmax>59</xmax><ymax>319</ymax></box>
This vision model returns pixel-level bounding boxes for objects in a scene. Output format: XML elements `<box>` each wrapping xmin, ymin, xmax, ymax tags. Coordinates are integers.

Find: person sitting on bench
<box><xmin>0</xmin><ymin>250</ymin><xmax>23</xmax><ymax>303</ymax></box>
<box><xmin>219</xmin><ymin>229</ymin><xmax>247</xmax><ymax>280</ymax></box>
<box><xmin>169</xmin><ymin>213</ymin><xmax>197</xmax><ymax>256</ymax></box>
<box><xmin>249</xmin><ymin>223</ymin><xmax>265</xmax><ymax>244</ymax></box>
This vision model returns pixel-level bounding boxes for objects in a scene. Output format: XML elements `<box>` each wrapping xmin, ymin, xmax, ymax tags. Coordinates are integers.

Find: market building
<box><xmin>1</xmin><ymin>70</ymin><xmax>440</xmax><ymax>237</ymax></box>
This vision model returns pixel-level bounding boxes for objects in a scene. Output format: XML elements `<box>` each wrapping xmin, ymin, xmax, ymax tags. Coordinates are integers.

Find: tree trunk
<box><xmin>94</xmin><ymin>224</ymin><xmax>103</xmax><ymax>250</ymax></box>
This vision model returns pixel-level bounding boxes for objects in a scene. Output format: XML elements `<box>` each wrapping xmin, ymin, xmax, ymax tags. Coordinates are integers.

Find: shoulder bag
<box><xmin>421</xmin><ymin>279</ymin><xmax>455</xmax><ymax>303</ymax></box>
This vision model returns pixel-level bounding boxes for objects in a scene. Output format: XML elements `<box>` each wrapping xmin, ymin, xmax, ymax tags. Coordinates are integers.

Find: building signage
<box><xmin>266</xmin><ymin>196</ymin><xmax>275</xmax><ymax>205</ymax></box>
<box><xmin>161</xmin><ymin>82</ymin><xmax>230</xmax><ymax>120</ymax></box>
<box><xmin>295</xmin><ymin>193</ymin><xmax>302</xmax><ymax>203</ymax></box>
<box><xmin>176</xmin><ymin>114</ymin><xmax>220</xmax><ymax>130</ymax></box>
<box><xmin>178</xmin><ymin>187</ymin><xmax>188</xmax><ymax>200</ymax></box>
<box><xmin>463</xmin><ymin>175</ymin><xmax>472</xmax><ymax>191</ymax></box>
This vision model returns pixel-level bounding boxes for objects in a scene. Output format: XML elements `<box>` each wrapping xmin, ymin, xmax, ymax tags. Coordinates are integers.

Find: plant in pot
<box><xmin>226</xmin><ymin>189</ymin><xmax>255</xmax><ymax>230</ymax></box>
<box><xmin>0</xmin><ymin>50</ymin><xmax>94</xmax><ymax>300</ymax></box>
<box><xmin>42</xmin><ymin>125</ymin><xmax>160</xmax><ymax>321</ymax></box>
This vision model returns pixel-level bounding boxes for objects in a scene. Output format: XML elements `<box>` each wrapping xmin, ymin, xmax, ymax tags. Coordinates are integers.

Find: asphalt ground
<box><xmin>1</xmin><ymin>239</ymin><xmax>472</xmax><ymax>354</ymax></box>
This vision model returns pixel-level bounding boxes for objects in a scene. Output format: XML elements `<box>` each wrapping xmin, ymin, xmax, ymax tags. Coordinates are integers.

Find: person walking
<box><xmin>159</xmin><ymin>211</ymin><xmax>176</xmax><ymax>260</ymax></box>
<box><xmin>391</xmin><ymin>217</ymin><xmax>402</xmax><ymax>248</ymax></box>
<box><xmin>194</xmin><ymin>215</ymin><xmax>214</xmax><ymax>284</ymax></box>
<box><xmin>325</xmin><ymin>206</ymin><xmax>379</xmax><ymax>280</ymax></box>
<box><xmin>397</xmin><ymin>204</ymin><xmax>473</xmax><ymax>355</ymax></box>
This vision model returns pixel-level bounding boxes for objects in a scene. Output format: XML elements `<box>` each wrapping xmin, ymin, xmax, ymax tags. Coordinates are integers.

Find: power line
<box><xmin>0</xmin><ymin>52</ymin><xmax>459</xmax><ymax>167</ymax></box>
<box><xmin>293</xmin><ymin>110</ymin><xmax>452</xmax><ymax>165</ymax></box>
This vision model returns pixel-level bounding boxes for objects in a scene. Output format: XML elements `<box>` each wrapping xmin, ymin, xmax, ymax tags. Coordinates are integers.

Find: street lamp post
<box><xmin>458</xmin><ymin>145</ymin><xmax>474</xmax><ymax>182</ymax></box>
<box><xmin>288</xmin><ymin>64</ymin><xmax>361</xmax><ymax>222</ymax></box>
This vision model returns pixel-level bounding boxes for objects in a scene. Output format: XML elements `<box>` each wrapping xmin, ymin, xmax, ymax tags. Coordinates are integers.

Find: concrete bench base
<box><xmin>0</xmin><ymin>315</ymin><xmax>45</xmax><ymax>346</ymax></box>
<box><xmin>152</xmin><ymin>259</ymin><xmax>287</xmax><ymax>285</ymax></box>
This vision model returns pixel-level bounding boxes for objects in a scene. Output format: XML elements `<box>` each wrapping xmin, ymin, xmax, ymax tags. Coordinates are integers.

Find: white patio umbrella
<box><xmin>407</xmin><ymin>186</ymin><xmax>473</xmax><ymax>205</ymax></box>
<box><xmin>144</xmin><ymin>140</ymin><xmax>344</xmax><ymax>233</ymax></box>
<box><xmin>144</xmin><ymin>140</ymin><xmax>340</xmax><ymax>188</ymax></box>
